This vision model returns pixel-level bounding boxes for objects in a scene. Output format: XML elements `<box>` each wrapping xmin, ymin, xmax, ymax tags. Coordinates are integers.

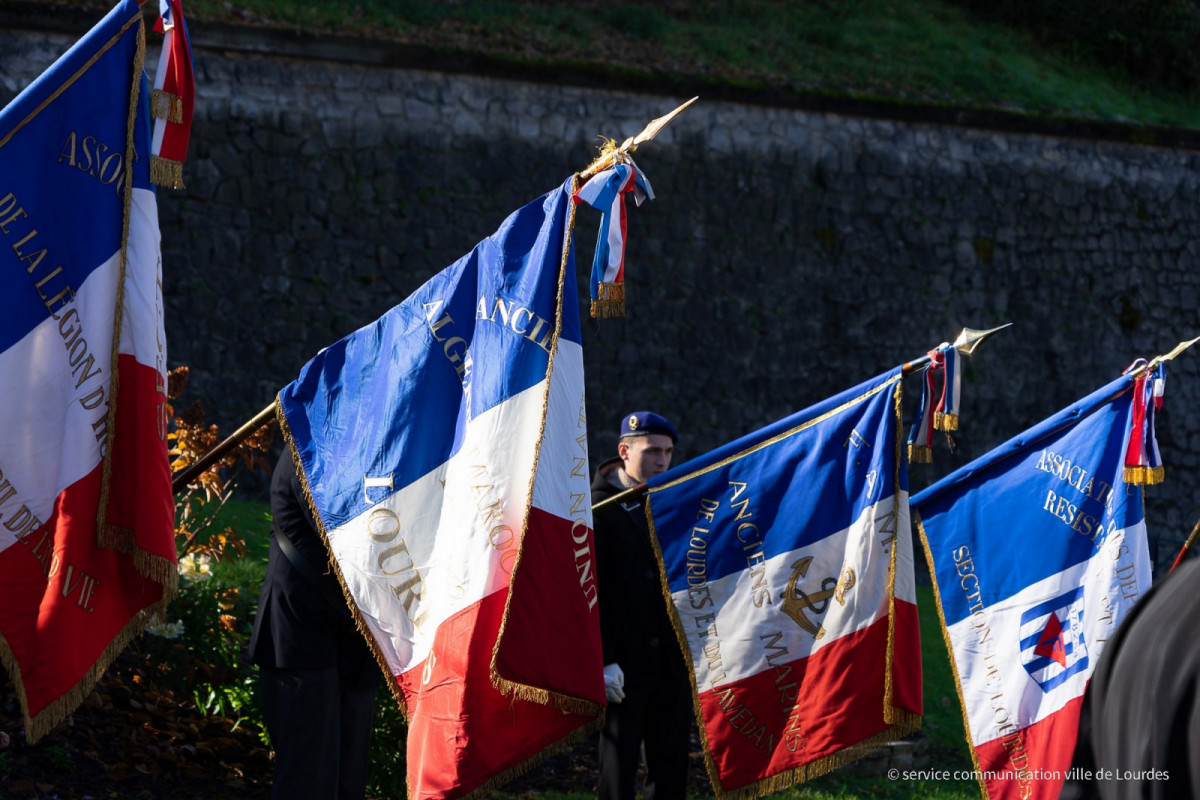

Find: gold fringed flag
<box><xmin>646</xmin><ymin>367</ymin><xmax>922</xmax><ymax>798</ymax></box>
<box><xmin>913</xmin><ymin>365</ymin><xmax>1160</xmax><ymax>800</ymax></box>
<box><xmin>277</xmin><ymin>178</ymin><xmax>605</xmax><ymax>798</ymax></box>
<box><xmin>573</xmin><ymin>154</ymin><xmax>653</xmax><ymax>318</ymax></box>
<box><xmin>0</xmin><ymin>0</ymin><xmax>177</xmax><ymax>742</ymax></box>
<box><xmin>148</xmin><ymin>0</ymin><xmax>194</xmax><ymax>189</ymax></box>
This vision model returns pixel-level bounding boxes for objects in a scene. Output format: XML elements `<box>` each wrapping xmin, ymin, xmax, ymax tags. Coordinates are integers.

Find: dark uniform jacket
<box><xmin>590</xmin><ymin>457</ymin><xmax>687</xmax><ymax>681</ymax></box>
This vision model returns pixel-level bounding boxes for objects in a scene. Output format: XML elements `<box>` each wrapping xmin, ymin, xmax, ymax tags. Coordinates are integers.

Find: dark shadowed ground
<box><xmin>1</xmin><ymin>654</ymin><xmax>719</xmax><ymax>799</ymax></box>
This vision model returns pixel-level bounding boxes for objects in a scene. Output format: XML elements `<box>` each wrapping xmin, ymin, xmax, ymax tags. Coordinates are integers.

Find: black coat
<box><xmin>248</xmin><ymin>450</ymin><xmax>373</xmax><ymax>672</ymax></box>
<box><xmin>590</xmin><ymin>457</ymin><xmax>686</xmax><ymax>681</ymax></box>
<box><xmin>1062</xmin><ymin>556</ymin><xmax>1200</xmax><ymax>800</ymax></box>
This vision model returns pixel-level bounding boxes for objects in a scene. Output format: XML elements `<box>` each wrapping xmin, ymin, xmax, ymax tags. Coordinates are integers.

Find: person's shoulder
<box><xmin>590</xmin><ymin>456</ymin><xmax>623</xmax><ymax>500</ymax></box>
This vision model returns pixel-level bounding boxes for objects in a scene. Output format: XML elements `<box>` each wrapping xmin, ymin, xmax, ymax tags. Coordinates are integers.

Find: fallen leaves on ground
<box><xmin>0</xmin><ymin>650</ymin><xmax>273</xmax><ymax>800</ymax></box>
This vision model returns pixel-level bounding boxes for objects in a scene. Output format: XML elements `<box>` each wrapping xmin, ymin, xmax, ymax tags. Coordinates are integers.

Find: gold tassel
<box><xmin>933</xmin><ymin>411</ymin><xmax>959</xmax><ymax>432</ymax></box>
<box><xmin>151</xmin><ymin>88</ymin><xmax>183</xmax><ymax>124</ymax></box>
<box><xmin>907</xmin><ymin>444</ymin><xmax>932</xmax><ymax>464</ymax></box>
<box><xmin>151</xmin><ymin>155</ymin><xmax>185</xmax><ymax>189</ymax></box>
<box><xmin>1124</xmin><ymin>465</ymin><xmax>1165</xmax><ymax>485</ymax></box>
<box><xmin>590</xmin><ymin>281</ymin><xmax>625</xmax><ymax>318</ymax></box>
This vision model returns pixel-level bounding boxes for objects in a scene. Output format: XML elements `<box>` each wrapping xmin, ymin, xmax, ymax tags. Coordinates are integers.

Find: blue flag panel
<box><xmin>912</xmin><ymin>373</ymin><xmax>1141</xmax><ymax>629</ymax></box>
<box><xmin>649</xmin><ymin>367</ymin><xmax>905</xmax><ymax>590</ymax></box>
<box><xmin>0</xmin><ymin>0</ymin><xmax>153</xmax><ymax>355</ymax></box>
<box><xmin>278</xmin><ymin>180</ymin><xmax>578</xmax><ymax>529</ymax></box>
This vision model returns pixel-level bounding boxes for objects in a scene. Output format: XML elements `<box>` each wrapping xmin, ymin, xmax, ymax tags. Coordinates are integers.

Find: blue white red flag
<box><xmin>913</xmin><ymin>370</ymin><xmax>1156</xmax><ymax>800</ymax></box>
<box><xmin>277</xmin><ymin>178</ymin><xmax>605</xmax><ymax>798</ymax></box>
<box><xmin>646</xmin><ymin>367</ymin><xmax>922</xmax><ymax>798</ymax></box>
<box><xmin>0</xmin><ymin>0</ymin><xmax>176</xmax><ymax>741</ymax></box>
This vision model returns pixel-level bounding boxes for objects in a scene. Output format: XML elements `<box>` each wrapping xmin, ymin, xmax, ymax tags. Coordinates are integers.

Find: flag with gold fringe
<box><xmin>277</xmin><ymin>177</ymin><xmax>605</xmax><ymax>798</ymax></box>
<box><xmin>0</xmin><ymin>0</ymin><xmax>176</xmax><ymax>742</ymax></box>
<box><xmin>913</xmin><ymin>364</ymin><xmax>1162</xmax><ymax>800</ymax></box>
<box><xmin>149</xmin><ymin>0</ymin><xmax>195</xmax><ymax>189</ymax></box>
<box><xmin>646</xmin><ymin>366</ymin><xmax>922</xmax><ymax>799</ymax></box>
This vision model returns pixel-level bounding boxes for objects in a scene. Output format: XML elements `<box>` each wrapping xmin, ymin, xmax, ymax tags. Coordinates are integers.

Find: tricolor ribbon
<box><xmin>907</xmin><ymin>360</ymin><xmax>936</xmax><ymax>464</ymax></box>
<box><xmin>906</xmin><ymin>343</ymin><xmax>962</xmax><ymax>463</ymax></box>
<box><xmin>150</xmin><ymin>0</ymin><xmax>194</xmax><ymax>189</ymax></box>
<box><xmin>573</xmin><ymin>156</ymin><xmax>653</xmax><ymax>318</ymax></box>
<box><xmin>1122</xmin><ymin>360</ymin><xmax>1166</xmax><ymax>485</ymax></box>
<box><xmin>933</xmin><ymin>345</ymin><xmax>961</xmax><ymax>431</ymax></box>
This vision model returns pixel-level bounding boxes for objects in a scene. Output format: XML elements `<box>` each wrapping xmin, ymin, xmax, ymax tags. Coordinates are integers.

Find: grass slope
<box><xmin>111</xmin><ymin>0</ymin><xmax>1200</xmax><ymax>129</ymax></box>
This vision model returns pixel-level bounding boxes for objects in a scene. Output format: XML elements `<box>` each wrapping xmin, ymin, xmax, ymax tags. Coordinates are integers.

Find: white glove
<box><xmin>603</xmin><ymin>662</ymin><xmax>625</xmax><ymax>703</ymax></box>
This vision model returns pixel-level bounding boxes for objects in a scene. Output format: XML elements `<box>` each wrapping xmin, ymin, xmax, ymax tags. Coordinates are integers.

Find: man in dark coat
<box><xmin>1060</xmin><ymin>555</ymin><xmax>1200</xmax><ymax>800</ymax></box>
<box><xmin>591</xmin><ymin>411</ymin><xmax>692</xmax><ymax>800</ymax></box>
<box><xmin>248</xmin><ymin>449</ymin><xmax>380</xmax><ymax>800</ymax></box>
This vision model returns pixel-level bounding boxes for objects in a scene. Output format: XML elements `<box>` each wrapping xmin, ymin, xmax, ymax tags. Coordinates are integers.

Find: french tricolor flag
<box><xmin>914</xmin><ymin>371</ymin><xmax>1155</xmax><ymax>799</ymax></box>
<box><xmin>646</xmin><ymin>368</ymin><xmax>922</xmax><ymax>797</ymax></box>
<box><xmin>0</xmin><ymin>0</ymin><xmax>176</xmax><ymax>741</ymax></box>
<box><xmin>277</xmin><ymin>178</ymin><xmax>605</xmax><ymax>798</ymax></box>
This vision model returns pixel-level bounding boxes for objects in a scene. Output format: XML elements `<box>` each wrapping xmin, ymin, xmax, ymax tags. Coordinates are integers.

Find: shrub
<box><xmin>139</xmin><ymin>366</ymin><xmax>275</xmax><ymax>732</ymax></box>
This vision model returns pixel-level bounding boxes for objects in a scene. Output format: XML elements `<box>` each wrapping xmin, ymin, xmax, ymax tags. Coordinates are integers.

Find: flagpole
<box><xmin>578</xmin><ymin>97</ymin><xmax>697</xmax><ymax>180</ymax></box>
<box><xmin>170</xmin><ymin>100</ymin><xmax>702</xmax><ymax>496</ymax></box>
<box><xmin>1168</xmin><ymin>514</ymin><xmax>1200</xmax><ymax>572</ymax></box>
<box><xmin>593</xmin><ymin>323</ymin><xmax>1012</xmax><ymax>512</ymax></box>
<box><xmin>899</xmin><ymin>322</ymin><xmax>1012</xmax><ymax>374</ymax></box>
<box><xmin>171</xmin><ymin>402</ymin><xmax>275</xmax><ymax>493</ymax></box>
<box><xmin>1139</xmin><ymin>334</ymin><xmax>1200</xmax><ymax>572</ymax></box>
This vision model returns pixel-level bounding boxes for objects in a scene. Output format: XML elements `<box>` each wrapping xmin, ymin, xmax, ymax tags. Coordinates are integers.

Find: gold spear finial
<box><xmin>902</xmin><ymin>323</ymin><xmax>1012</xmax><ymax>374</ymax></box>
<box><xmin>1149</xmin><ymin>334</ymin><xmax>1200</xmax><ymax>369</ymax></box>
<box><xmin>580</xmin><ymin>96</ymin><xmax>698</xmax><ymax>179</ymax></box>
<box><xmin>951</xmin><ymin>322</ymin><xmax>1014</xmax><ymax>357</ymax></box>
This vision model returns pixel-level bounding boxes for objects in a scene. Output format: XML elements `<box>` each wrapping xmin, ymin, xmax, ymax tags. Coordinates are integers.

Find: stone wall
<box><xmin>3</xmin><ymin>21</ymin><xmax>1200</xmax><ymax>567</ymax></box>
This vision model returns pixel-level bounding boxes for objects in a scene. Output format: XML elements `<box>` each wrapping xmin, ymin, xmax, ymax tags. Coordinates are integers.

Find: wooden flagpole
<box><xmin>594</xmin><ymin>323</ymin><xmax>1013</xmax><ymax>511</ymax></box>
<box><xmin>171</xmin><ymin>402</ymin><xmax>276</xmax><ymax>493</ymax></box>
<box><xmin>1169</xmin><ymin>514</ymin><xmax>1200</xmax><ymax>572</ymax></box>
<box><xmin>171</xmin><ymin>98</ymin><xmax>702</xmax><ymax>495</ymax></box>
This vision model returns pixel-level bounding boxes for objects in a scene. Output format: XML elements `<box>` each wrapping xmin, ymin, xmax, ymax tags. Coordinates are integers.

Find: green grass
<box><xmin>209</xmin><ymin>497</ymin><xmax>272</xmax><ymax>583</ymax></box>
<box><xmin>213</xmin><ymin>497</ymin><xmax>273</xmax><ymax>541</ymax></box>
<box><xmin>915</xmin><ymin>583</ymin><xmax>972</xmax><ymax>767</ymax></box>
<box><xmin>134</xmin><ymin>0</ymin><xmax>1200</xmax><ymax>130</ymax></box>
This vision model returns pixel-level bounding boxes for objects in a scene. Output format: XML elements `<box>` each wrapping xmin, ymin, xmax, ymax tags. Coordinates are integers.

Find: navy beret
<box><xmin>620</xmin><ymin>411</ymin><xmax>677</xmax><ymax>443</ymax></box>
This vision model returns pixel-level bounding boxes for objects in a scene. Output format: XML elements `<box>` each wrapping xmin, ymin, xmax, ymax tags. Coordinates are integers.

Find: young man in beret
<box><xmin>591</xmin><ymin>412</ymin><xmax>692</xmax><ymax>800</ymax></box>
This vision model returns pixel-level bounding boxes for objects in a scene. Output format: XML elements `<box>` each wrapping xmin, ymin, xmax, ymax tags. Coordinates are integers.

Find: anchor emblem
<box><xmin>781</xmin><ymin>558</ymin><xmax>856</xmax><ymax>639</ymax></box>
